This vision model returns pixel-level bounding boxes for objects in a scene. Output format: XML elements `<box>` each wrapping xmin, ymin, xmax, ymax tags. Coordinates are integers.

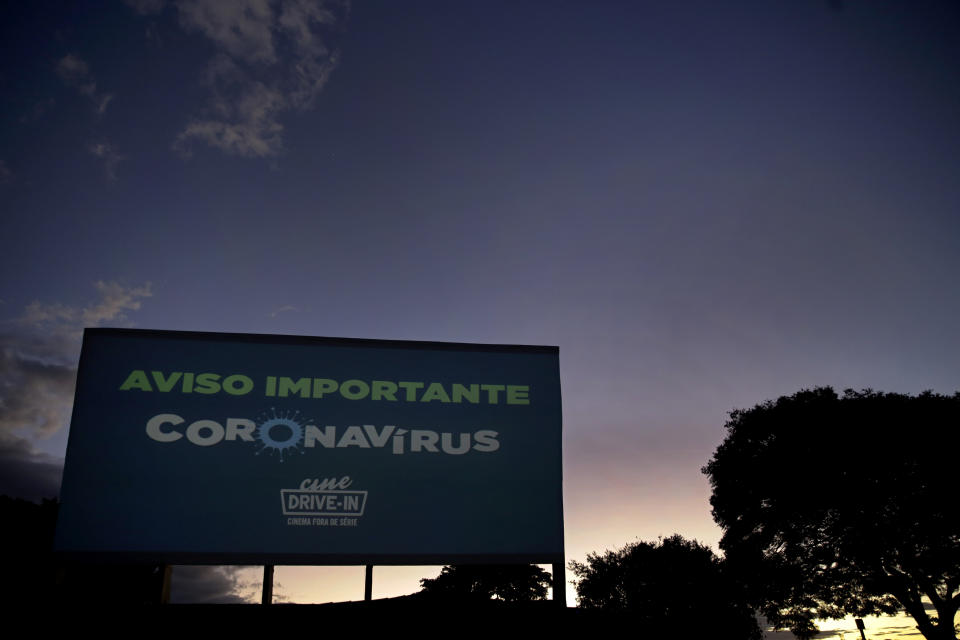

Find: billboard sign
<box><xmin>55</xmin><ymin>329</ymin><xmax>563</xmax><ymax>565</ymax></box>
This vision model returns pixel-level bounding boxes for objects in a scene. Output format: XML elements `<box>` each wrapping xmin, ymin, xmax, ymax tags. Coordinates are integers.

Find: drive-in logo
<box><xmin>282</xmin><ymin>476</ymin><xmax>367</xmax><ymax>527</ymax></box>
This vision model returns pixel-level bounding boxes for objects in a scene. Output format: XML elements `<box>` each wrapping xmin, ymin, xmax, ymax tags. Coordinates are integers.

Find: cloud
<box><xmin>175</xmin><ymin>81</ymin><xmax>286</xmax><ymax>157</ymax></box>
<box><xmin>18</xmin><ymin>281</ymin><xmax>152</xmax><ymax>336</ymax></box>
<box><xmin>56</xmin><ymin>54</ymin><xmax>90</xmax><ymax>85</ymax></box>
<box><xmin>124</xmin><ymin>0</ymin><xmax>167</xmax><ymax>14</ymax></box>
<box><xmin>81</xmin><ymin>281</ymin><xmax>153</xmax><ymax>325</ymax></box>
<box><xmin>145</xmin><ymin>22</ymin><xmax>163</xmax><ymax>45</ymax></box>
<box><xmin>169</xmin><ymin>566</ymin><xmax>260</xmax><ymax>603</ymax></box>
<box><xmin>88</xmin><ymin>142</ymin><xmax>124</xmax><ymax>180</ymax></box>
<box><xmin>170</xmin><ymin>0</ymin><xmax>348</xmax><ymax>158</ymax></box>
<box><xmin>18</xmin><ymin>98</ymin><xmax>56</xmax><ymax>124</ymax></box>
<box><xmin>56</xmin><ymin>54</ymin><xmax>115</xmax><ymax>115</ymax></box>
<box><xmin>0</xmin><ymin>437</ymin><xmax>63</xmax><ymax>502</ymax></box>
<box><xmin>0</xmin><ymin>343</ymin><xmax>76</xmax><ymax>441</ymax></box>
<box><xmin>93</xmin><ymin>94</ymin><xmax>114</xmax><ymax>115</ymax></box>
<box><xmin>177</xmin><ymin>0</ymin><xmax>277</xmax><ymax>64</ymax></box>
<box><xmin>0</xmin><ymin>160</ymin><xmax>11</xmax><ymax>184</ymax></box>
<box><xmin>277</xmin><ymin>0</ymin><xmax>342</xmax><ymax>109</ymax></box>
<box><xmin>270</xmin><ymin>304</ymin><xmax>299</xmax><ymax>317</ymax></box>
<box><xmin>0</xmin><ymin>282</ymin><xmax>152</xmax><ymax>501</ymax></box>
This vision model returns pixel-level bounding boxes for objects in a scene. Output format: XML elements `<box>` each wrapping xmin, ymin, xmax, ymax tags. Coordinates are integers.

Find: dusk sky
<box><xmin>2</xmin><ymin>1</ymin><xmax>958</xmax><ymax>634</ymax></box>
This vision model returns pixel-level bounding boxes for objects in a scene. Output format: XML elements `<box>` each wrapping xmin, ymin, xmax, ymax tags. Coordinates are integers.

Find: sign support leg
<box><xmin>262</xmin><ymin>565</ymin><xmax>274</xmax><ymax>605</ymax></box>
<box><xmin>552</xmin><ymin>561</ymin><xmax>566</xmax><ymax>607</ymax></box>
<box><xmin>160</xmin><ymin>564</ymin><xmax>172</xmax><ymax>604</ymax></box>
<box><xmin>364</xmin><ymin>564</ymin><xmax>373</xmax><ymax>601</ymax></box>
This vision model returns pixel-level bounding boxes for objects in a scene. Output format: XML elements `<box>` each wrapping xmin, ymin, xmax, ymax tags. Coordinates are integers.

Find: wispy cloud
<box><xmin>170</xmin><ymin>0</ymin><xmax>348</xmax><ymax>158</ymax></box>
<box><xmin>169</xmin><ymin>566</ymin><xmax>261</xmax><ymax>603</ymax></box>
<box><xmin>0</xmin><ymin>282</ymin><xmax>152</xmax><ymax>500</ymax></box>
<box><xmin>88</xmin><ymin>142</ymin><xmax>124</xmax><ymax>181</ymax></box>
<box><xmin>177</xmin><ymin>0</ymin><xmax>277</xmax><ymax>63</ymax></box>
<box><xmin>175</xmin><ymin>78</ymin><xmax>286</xmax><ymax>157</ymax></box>
<box><xmin>269</xmin><ymin>304</ymin><xmax>299</xmax><ymax>317</ymax></box>
<box><xmin>82</xmin><ymin>280</ymin><xmax>153</xmax><ymax>325</ymax></box>
<box><xmin>56</xmin><ymin>54</ymin><xmax>115</xmax><ymax>115</ymax></box>
<box><xmin>0</xmin><ymin>344</ymin><xmax>77</xmax><ymax>442</ymax></box>
<box><xmin>56</xmin><ymin>54</ymin><xmax>91</xmax><ymax>86</ymax></box>
<box><xmin>0</xmin><ymin>159</ymin><xmax>11</xmax><ymax>184</ymax></box>
<box><xmin>19</xmin><ymin>281</ymin><xmax>152</xmax><ymax>334</ymax></box>
<box><xmin>0</xmin><ymin>438</ymin><xmax>64</xmax><ymax>502</ymax></box>
<box><xmin>18</xmin><ymin>98</ymin><xmax>55</xmax><ymax>124</ymax></box>
<box><xmin>123</xmin><ymin>0</ymin><xmax>167</xmax><ymax>14</ymax></box>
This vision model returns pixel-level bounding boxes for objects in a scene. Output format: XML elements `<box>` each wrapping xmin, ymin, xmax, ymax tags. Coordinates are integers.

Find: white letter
<box><xmin>410</xmin><ymin>429</ymin><xmax>440</xmax><ymax>453</ymax></box>
<box><xmin>363</xmin><ymin>424</ymin><xmax>395</xmax><ymax>447</ymax></box>
<box><xmin>337</xmin><ymin>426</ymin><xmax>370</xmax><ymax>448</ymax></box>
<box><xmin>146</xmin><ymin>414</ymin><xmax>183</xmax><ymax>443</ymax></box>
<box><xmin>226</xmin><ymin>418</ymin><xmax>255</xmax><ymax>441</ymax></box>
<box><xmin>441</xmin><ymin>432</ymin><xmax>471</xmax><ymax>455</ymax></box>
<box><xmin>473</xmin><ymin>430</ymin><xmax>500</xmax><ymax>452</ymax></box>
<box><xmin>304</xmin><ymin>425</ymin><xmax>336</xmax><ymax>448</ymax></box>
<box><xmin>392</xmin><ymin>428</ymin><xmax>408</xmax><ymax>454</ymax></box>
<box><xmin>185</xmin><ymin>419</ymin><xmax>225</xmax><ymax>446</ymax></box>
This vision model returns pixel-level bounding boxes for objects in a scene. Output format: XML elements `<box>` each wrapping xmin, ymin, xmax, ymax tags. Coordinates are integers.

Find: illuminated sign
<box><xmin>55</xmin><ymin>329</ymin><xmax>563</xmax><ymax>565</ymax></box>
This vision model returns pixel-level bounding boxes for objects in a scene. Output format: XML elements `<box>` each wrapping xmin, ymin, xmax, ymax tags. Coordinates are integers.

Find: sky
<box><xmin>1</xmin><ymin>0</ymin><xmax>958</xmax><ymax>635</ymax></box>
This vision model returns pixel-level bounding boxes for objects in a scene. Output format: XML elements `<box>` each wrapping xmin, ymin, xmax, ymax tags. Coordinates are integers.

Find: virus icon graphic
<box><xmin>255</xmin><ymin>408</ymin><xmax>308</xmax><ymax>462</ymax></box>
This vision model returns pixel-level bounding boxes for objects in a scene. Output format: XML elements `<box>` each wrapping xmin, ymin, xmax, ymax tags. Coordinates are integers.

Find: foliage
<box><xmin>0</xmin><ymin>496</ymin><xmax>211</xmax><ymax>604</ymax></box>
<box><xmin>703</xmin><ymin>388</ymin><xmax>960</xmax><ymax>640</ymax></box>
<box><xmin>569</xmin><ymin>534</ymin><xmax>761</xmax><ymax>638</ymax></box>
<box><xmin>0</xmin><ymin>495</ymin><xmax>60</xmax><ymax>604</ymax></box>
<box><xmin>418</xmin><ymin>564</ymin><xmax>551</xmax><ymax>603</ymax></box>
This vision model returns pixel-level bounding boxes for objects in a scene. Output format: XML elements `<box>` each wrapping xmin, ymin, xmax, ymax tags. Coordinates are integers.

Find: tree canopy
<box><xmin>418</xmin><ymin>564</ymin><xmax>551</xmax><ymax>603</ymax></box>
<box><xmin>703</xmin><ymin>388</ymin><xmax>960</xmax><ymax>640</ymax></box>
<box><xmin>569</xmin><ymin>534</ymin><xmax>761</xmax><ymax>638</ymax></box>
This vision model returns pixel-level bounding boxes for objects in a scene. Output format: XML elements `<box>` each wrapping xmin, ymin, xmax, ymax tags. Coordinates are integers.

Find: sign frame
<box><xmin>55</xmin><ymin>328</ymin><xmax>564</xmax><ymax>567</ymax></box>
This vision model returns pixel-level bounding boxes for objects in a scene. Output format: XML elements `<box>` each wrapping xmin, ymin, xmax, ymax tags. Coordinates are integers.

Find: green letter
<box><xmin>194</xmin><ymin>373</ymin><xmax>221</xmax><ymax>394</ymax></box>
<box><xmin>420</xmin><ymin>382</ymin><xmax>451</xmax><ymax>403</ymax></box>
<box><xmin>397</xmin><ymin>381</ymin><xmax>424</xmax><ymax>401</ymax></box>
<box><xmin>150</xmin><ymin>371</ymin><xmax>183</xmax><ymax>392</ymax></box>
<box><xmin>452</xmin><ymin>384</ymin><xmax>479</xmax><ymax>403</ymax></box>
<box><xmin>372</xmin><ymin>380</ymin><xmax>398</xmax><ymax>401</ymax></box>
<box><xmin>312</xmin><ymin>379</ymin><xmax>338</xmax><ymax>398</ymax></box>
<box><xmin>223</xmin><ymin>374</ymin><xmax>254</xmax><ymax>395</ymax></box>
<box><xmin>119</xmin><ymin>370</ymin><xmax>152</xmax><ymax>391</ymax></box>
<box><xmin>507</xmin><ymin>385</ymin><xmax>529</xmax><ymax>405</ymax></box>
<box><xmin>278</xmin><ymin>377</ymin><xmax>311</xmax><ymax>398</ymax></box>
<box><xmin>340</xmin><ymin>380</ymin><xmax>370</xmax><ymax>400</ymax></box>
<box><xmin>481</xmin><ymin>384</ymin><xmax>505</xmax><ymax>404</ymax></box>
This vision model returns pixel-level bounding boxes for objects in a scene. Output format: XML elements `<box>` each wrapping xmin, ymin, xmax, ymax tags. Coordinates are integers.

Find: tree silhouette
<box><xmin>703</xmin><ymin>388</ymin><xmax>960</xmax><ymax>640</ymax></box>
<box><xmin>569</xmin><ymin>534</ymin><xmax>761</xmax><ymax>638</ymax></box>
<box><xmin>0</xmin><ymin>495</ymin><xmax>168</xmax><ymax>604</ymax></box>
<box><xmin>418</xmin><ymin>564</ymin><xmax>551</xmax><ymax>603</ymax></box>
<box><xmin>0</xmin><ymin>495</ymin><xmax>59</xmax><ymax>604</ymax></box>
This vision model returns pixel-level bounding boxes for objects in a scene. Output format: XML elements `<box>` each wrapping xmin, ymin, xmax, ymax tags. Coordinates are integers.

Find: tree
<box><xmin>569</xmin><ymin>534</ymin><xmax>761</xmax><ymax>638</ymax></box>
<box><xmin>0</xmin><ymin>495</ymin><xmax>59</xmax><ymax>604</ymax></box>
<box><xmin>702</xmin><ymin>388</ymin><xmax>960</xmax><ymax>640</ymax></box>
<box><xmin>418</xmin><ymin>564</ymin><xmax>551</xmax><ymax>603</ymax></box>
<box><xmin>0</xmin><ymin>496</ymin><xmax>168</xmax><ymax>604</ymax></box>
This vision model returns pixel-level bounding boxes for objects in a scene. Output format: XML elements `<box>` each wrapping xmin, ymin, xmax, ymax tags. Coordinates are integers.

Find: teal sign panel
<box><xmin>55</xmin><ymin>329</ymin><xmax>564</xmax><ymax>565</ymax></box>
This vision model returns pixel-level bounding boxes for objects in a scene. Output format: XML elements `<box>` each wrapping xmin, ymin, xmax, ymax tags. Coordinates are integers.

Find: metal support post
<box><xmin>552</xmin><ymin>561</ymin><xmax>566</xmax><ymax>607</ymax></box>
<box><xmin>160</xmin><ymin>565</ymin><xmax>172</xmax><ymax>604</ymax></box>
<box><xmin>262</xmin><ymin>565</ymin><xmax>274</xmax><ymax>605</ymax></box>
